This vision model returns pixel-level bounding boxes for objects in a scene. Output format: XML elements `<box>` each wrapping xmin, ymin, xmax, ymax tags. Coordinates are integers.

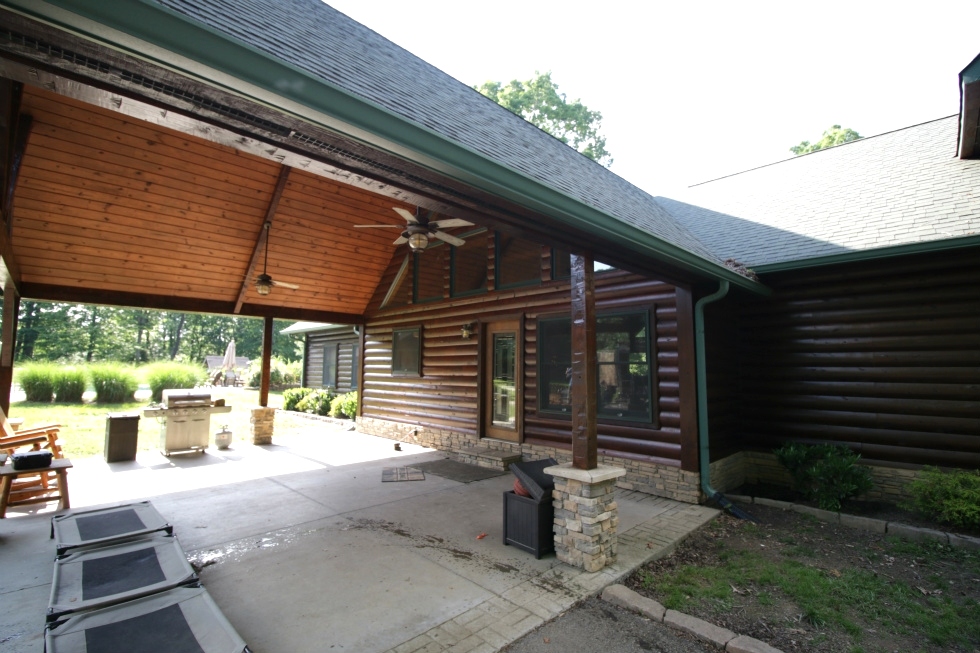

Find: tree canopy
<box><xmin>476</xmin><ymin>71</ymin><xmax>613</xmax><ymax>167</ymax></box>
<box><xmin>790</xmin><ymin>125</ymin><xmax>862</xmax><ymax>155</ymax></box>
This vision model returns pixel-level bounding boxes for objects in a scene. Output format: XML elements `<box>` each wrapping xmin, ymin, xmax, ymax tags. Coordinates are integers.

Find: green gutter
<box><xmin>695</xmin><ymin>280</ymin><xmax>728</xmax><ymax>502</ymax></box>
<box><xmin>753</xmin><ymin>235</ymin><xmax>980</xmax><ymax>274</ymax></box>
<box><xmin>3</xmin><ymin>0</ymin><xmax>764</xmax><ymax>294</ymax></box>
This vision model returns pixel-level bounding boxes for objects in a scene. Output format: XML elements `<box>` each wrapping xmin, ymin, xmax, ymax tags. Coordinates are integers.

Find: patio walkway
<box><xmin>0</xmin><ymin>418</ymin><xmax>718</xmax><ymax>653</ymax></box>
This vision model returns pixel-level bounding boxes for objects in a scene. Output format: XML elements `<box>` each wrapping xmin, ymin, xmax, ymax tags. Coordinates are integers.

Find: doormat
<box><xmin>382</xmin><ymin>467</ymin><xmax>425</xmax><ymax>482</ymax></box>
<box><xmin>412</xmin><ymin>459</ymin><xmax>506</xmax><ymax>483</ymax></box>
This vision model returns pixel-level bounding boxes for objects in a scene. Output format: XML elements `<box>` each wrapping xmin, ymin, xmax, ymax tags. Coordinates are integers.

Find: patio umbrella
<box><xmin>221</xmin><ymin>340</ymin><xmax>236</xmax><ymax>371</ymax></box>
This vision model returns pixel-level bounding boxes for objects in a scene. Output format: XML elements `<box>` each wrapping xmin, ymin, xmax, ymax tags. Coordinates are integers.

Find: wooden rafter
<box><xmin>234</xmin><ymin>166</ymin><xmax>291</xmax><ymax>314</ymax></box>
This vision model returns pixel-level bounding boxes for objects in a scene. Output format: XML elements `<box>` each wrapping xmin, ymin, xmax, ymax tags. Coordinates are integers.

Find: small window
<box><xmin>551</xmin><ymin>249</ymin><xmax>571</xmax><ymax>280</ymax></box>
<box><xmin>495</xmin><ymin>232</ymin><xmax>541</xmax><ymax>289</ymax></box>
<box><xmin>322</xmin><ymin>343</ymin><xmax>338</xmax><ymax>389</ymax></box>
<box><xmin>451</xmin><ymin>229</ymin><xmax>488</xmax><ymax>296</ymax></box>
<box><xmin>391</xmin><ymin>327</ymin><xmax>421</xmax><ymax>376</ymax></box>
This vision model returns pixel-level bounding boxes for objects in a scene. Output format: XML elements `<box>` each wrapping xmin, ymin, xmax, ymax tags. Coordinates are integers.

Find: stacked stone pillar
<box><xmin>545</xmin><ymin>463</ymin><xmax>626</xmax><ymax>572</ymax></box>
<box><xmin>250</xmin><ymin>407</ymin><xmax>276</xmax><ymax>445</ymax></box>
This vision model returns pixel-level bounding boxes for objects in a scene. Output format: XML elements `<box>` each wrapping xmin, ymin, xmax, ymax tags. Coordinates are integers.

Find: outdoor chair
<box><xmin>0</xmin><ymin>407</ymin><xmax>64</xmax><ymax>506</ymax></box>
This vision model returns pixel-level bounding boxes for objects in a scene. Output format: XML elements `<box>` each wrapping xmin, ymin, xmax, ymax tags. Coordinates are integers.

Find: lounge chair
<box><xmin>0</xmin><ymin>407</ymin><xmax>64</xmax><ymax>508</ymax></box>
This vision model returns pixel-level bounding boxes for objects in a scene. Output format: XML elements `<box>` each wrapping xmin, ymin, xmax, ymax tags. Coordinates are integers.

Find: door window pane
<box><xmin>491</xmin><ymin>333</ymin><xmax>516</xmax><ymax>428</ymax></box>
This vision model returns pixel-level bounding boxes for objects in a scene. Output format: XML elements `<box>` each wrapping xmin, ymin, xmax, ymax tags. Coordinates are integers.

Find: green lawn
<box><xmin>9</xmin><ymin>387</ymin><xmax>284</xmax><ymax>458</ymax></box>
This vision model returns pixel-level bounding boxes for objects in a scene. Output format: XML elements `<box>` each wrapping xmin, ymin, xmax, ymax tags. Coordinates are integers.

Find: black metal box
<box><xmin>502</xmin><ymin>491</ymin><xmax>554</xmax><ymax>558</ymax></box>
<box><xmin>105</xmin><ymin>413</ymin><xmax>140</xmax><ymax>462</ymax></box>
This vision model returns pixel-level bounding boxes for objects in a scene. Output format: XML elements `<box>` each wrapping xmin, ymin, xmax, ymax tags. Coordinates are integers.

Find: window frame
<box><xmin>536</xmin><ymin>307</ymin><xmax>657</xmax><ymax>426</ymax></box>
<box><xmin>391</xmin><ymin>326</ymin><xmax>422</xmax><ymax>377</ymax></box>
<box><xmin>322</xmin><ymin>342</ymin><xmax>338</xmax><ymax>389</ymax></box>
<box><xmin>450</xmin><ymin>228</ymin><xmax>489</xmax><ymax>298</ymax></box>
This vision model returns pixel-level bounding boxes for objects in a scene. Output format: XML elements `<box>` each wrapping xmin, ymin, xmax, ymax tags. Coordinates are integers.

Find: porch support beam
<box><xmin>234</xmin><ymin>166</ymin><xmax>291</xmax><ymax>314</ymax></box>
<box><xmin>0</xmin><ymin>278</ymin><xmax>19</xmax><ymax>415</ymax></box>
<box><xmin>259</xmin><ymin>316</ymin><xmax>272</xmax><ymax>408</ymax></box>
<box><xmin>569</xmin><ymin>253</ymin><xmax>597</xmax><ymax>470</ymax></box>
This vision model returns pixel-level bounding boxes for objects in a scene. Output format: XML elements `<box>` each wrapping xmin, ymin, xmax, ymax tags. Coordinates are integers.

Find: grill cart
<box><xmin>143</xmin><ymin>390</ymin><xmax>232</xmax><ymax>456</ymax></box>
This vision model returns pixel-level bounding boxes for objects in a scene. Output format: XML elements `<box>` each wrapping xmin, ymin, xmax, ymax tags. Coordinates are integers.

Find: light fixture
<box><xmin>460</xmin><ymin>323</ymin><xmax>475</xmax><ymax>339</ymax></box>
<box><xmin>408</xmin><ymin>231</ymin><xmax>429</xmax><ymax>252</ymax></box>
<box><xmin>255</xmin><ymin>275</ymin><xmax>272</xmax><ymax>295</ymax></box>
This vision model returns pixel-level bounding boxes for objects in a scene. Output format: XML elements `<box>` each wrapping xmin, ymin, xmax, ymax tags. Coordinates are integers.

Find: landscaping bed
<box><xmin>624</xmin><ymin>501</ymin><xmax>980</xmax><ymax>652</ymax></box>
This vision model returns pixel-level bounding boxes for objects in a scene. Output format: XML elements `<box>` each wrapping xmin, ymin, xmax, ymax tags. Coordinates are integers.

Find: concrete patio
<box><xmin>0</xmin><ymin>417</ymin><xmax>718</xmax><ymax>653</ymax></box>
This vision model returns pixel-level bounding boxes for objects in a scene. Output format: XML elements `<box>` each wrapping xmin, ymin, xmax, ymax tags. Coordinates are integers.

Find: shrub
<box><xmin>295</xmin><ymin>388</ymin><xmax>335</xmax><ymax>416</ymax></box>
<box><xmin>145</xmin><ymin>362</ymin><xmax>205</xmax><ymax>403</ymax></box>
<box><xmin>905</xmin><ymin>466</ymin><xmax>980</xmax><ymax>530</ymax></box>
<box><xmin>17</xmin><ymin>363</ymin><xmax>56</xmax><ymax>402</ymax></box>
<box><xmin>283</xmin><ymin>387</ymin><xmax>315</xmax><ymax>411</ymax></box>
<box><xmin>329</xmin><ymin>391</ymin><xmax>358</xmax><ymax>419</ymax></box>
<box><xmin>246</xmin><ymin>357</ymin><xmax>299</xmax><ymax>388</ymax></box>
<box><xmin>53</xmin><ymin>367</ymin><xmax>86</xmax><ymax>403</ymax></box>
<box><xmin>775</xmin><ymin>442</ymin><xmax>873</xmax><ymax>511</ymax></box>
<box><xmin>90</xmin><ymin>364</ymin><xmax>139</xmax><ymax>403</ymax></box>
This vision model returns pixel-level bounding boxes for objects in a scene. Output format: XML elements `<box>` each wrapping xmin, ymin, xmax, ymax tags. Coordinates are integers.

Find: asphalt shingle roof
<box><xmin>659</xmin><ymin>116</ymin><xmax>980</xmax><ymax>268</ymax></box>
<box><xmin>152</xmin><ymin>0</ymin><xmax>723</xmax><ymax>266</ymax></box>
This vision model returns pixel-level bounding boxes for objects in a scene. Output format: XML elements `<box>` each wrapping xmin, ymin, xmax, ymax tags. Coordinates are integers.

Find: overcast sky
<box><xmin>324</xmin><ymin>1</ymin><xmax>979</xmax><ymax>197</ymax></box>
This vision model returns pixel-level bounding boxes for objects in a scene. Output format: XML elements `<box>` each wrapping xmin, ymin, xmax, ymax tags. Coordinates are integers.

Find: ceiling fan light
<box><xmin>256</xmin><ymin>277</ymin><xmax>272</xmax><ymax>295</ymax></box>
<box><xmin>408</xmin><ymin>232</ymin><xmax>429</xmax><ymax>252</ymax></box>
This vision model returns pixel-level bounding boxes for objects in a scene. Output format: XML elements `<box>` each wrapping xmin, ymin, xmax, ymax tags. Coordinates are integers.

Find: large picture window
<box><xmin>495</xmin><ymin>232</ymin><xmax>542</xmax><ymax>288</ymax></box>
<box><xmin>391</xmin><ymin>327</ymin><xmax>421</xmax><ymax>376</ymax></box>
<box><xmin>538</xmin><ymin>310</ymin><xmax>653</xmax><ymax>422</ymax></box>
<box><xmin>451</xmin><ymin>229</ymin><xmax>488</xmax><ymax>296</ymax></box>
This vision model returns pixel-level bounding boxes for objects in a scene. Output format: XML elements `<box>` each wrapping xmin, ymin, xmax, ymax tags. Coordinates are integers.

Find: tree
<box><xmin>476</xmin><ymin>71</ymin><xmax>613</xmax><ymax>167</ymax></box>
<box><xmin>790</xmin><ymin>125</ymin><xmax>862</xmax><ymax>155</ymax></box>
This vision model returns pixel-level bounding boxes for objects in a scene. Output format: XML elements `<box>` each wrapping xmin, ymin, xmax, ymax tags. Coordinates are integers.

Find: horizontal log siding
<box><xmin>734</xmin><ymin>248</ymin><xmax>980</xmax><ymax>468</ymax></box>
<box><xmin>362</xmin><ymin>253</ymin><xmax>686</xmax><ymax>466</ymax></box>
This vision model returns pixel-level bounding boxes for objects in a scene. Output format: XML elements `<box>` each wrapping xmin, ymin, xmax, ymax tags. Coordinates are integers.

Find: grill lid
<box><xmin>162</xmin><ymin>389</ymin><xmax>212</xmax><ymax>408</ymax></box>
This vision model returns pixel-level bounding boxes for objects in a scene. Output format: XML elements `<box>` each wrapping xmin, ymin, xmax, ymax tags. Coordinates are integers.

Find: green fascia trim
<box><xmin>753</xmin><ymin>235</ymin><xmax>980</xmax><ymax>274</ymax></box>
<box><xmin>7</xmin><ymin>0</ymin><xmax>765</xmax><ymax>294</ymax></box>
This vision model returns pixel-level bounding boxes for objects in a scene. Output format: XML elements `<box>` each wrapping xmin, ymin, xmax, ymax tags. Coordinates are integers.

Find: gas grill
<box><xmin>143</xmin><ymin>390</ymin><xmax>232</xmax><ymax>456</ymax></box>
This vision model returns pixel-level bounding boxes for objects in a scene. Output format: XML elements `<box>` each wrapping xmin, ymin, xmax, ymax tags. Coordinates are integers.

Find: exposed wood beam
<box><xmin>0</xmin><ymin>278</ymin><xmax>19</xmax><ymax>414</ymax></box>
<box><xmin>569</xmin><ymin>254</ymin><xmax>597</xmax><ymax>470</ymax></box>
<box><xmin>19</xmin><ymin>283</ymin><xmax>364</xmax><ymax>324</ymax></box>
<box><xmin>0</xmin><ymin>78</ymin><xmax>27</xmax><ymax>293</ymax></box>
<box><xmin>259</xmin><ymin>316</ymin><xmax>272</xmax><ymax>407</ymax></box>
<box><xmin>234</xmin><ymin>166</ymin><xmax>290</xmax><ymax>314</ymax></box>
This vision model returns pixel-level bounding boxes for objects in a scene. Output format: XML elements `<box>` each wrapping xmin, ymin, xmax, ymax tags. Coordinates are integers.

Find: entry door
<box><xmin>482</xmin><ymin>320</ymin><xmax>521</xmax><ymax>442</ymax></box>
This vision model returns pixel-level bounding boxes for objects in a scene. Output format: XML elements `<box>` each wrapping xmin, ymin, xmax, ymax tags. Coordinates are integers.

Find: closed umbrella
<box><xmin>221</xmin><ymin>340</ymin><xmax>236</xmax><ymax>371</ymax></box>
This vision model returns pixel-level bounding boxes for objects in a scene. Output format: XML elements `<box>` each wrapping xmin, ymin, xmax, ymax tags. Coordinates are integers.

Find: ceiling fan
<box><xmin>254</xmin><ymin>221</ymin><xmax>300</xmax><ymax>296</ymax></box>
<box><xmin>354</xmin><ymin>207</ymin><xmax>474</xmax><ymax>252</ymax></box>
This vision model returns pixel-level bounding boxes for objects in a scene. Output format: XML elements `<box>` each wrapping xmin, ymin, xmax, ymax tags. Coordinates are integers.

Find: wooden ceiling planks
<box><xmin>10</xmin><ymin>84</ymin><xmax>416</xmax><ymax>319</ymax></box>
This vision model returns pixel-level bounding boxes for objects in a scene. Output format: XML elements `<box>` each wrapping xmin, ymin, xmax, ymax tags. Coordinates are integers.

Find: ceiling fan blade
<box><xmin>393</xmin><ymin>207</ymin><xmax>419</xmax><ymax>224</ymax></box>
<box><xmin>429</xmin><ymin>218</ymin><xmax>473</xmax><ymax>229</ymax></box>
<box><xmin>271</xmin><ymin>279</ymin><xmax>300</xmax><ymax>290</ymax></box>
<box><xmin>393</xmin><ymin>235</ymin><xmax>408</xmax><ymax>245</ymax></box>
<box><xmin>432</xmin><ymin>230</ymin><xmax>465</xmax><ymax>247</ymax></box>
<box><xmin>353</xmin><ymin>224</ymin><xmax>404</xmax><ymax>228</ymax></box>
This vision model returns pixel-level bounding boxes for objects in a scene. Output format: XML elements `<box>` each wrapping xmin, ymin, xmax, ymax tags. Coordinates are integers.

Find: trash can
<box><xmin>503</xmin><ymin>458</ymin><xmax>557</xmax><ymax>558</ymax></box>
<box><xmin>104</xmin><ymin>413</ymin><xmax>140</xmax><ymax>462</ymax></box>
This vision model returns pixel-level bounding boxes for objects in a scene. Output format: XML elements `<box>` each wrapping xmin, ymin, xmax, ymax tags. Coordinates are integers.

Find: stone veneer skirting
<box><xmin>356</xmin><ymin>416</ymin><xmax>702</xmax><ymax>504</ymax></box>
<box><xmin>709</xmin><ymin>450</ymin><xmax>925</xmax><ymax>504</ymax></box>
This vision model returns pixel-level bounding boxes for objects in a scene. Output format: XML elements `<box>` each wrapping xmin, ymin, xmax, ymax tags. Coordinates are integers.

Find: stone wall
<box><xmin>250</xmin><ymin>407</ymin><xmax>276</xmax><ymax>445</ymax></box>
<box><xmin>357</xmin><ymin>417</ymin><xmax>704</xmax><ymax>504</ymax></box>
<box><xmin>712</xmin><ymin>450</ymin><xmax>924</xmax><ymax>503</ymax></box>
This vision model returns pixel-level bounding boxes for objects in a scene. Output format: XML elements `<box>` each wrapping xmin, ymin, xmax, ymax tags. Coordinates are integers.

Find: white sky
<box><xmin>324</xmin><ymin>0</ymin><xmax>980</xmax><ymax>197</ymax></box>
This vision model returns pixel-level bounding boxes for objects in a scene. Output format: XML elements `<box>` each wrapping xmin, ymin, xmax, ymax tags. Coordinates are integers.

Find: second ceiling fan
<box><xmin>355</xmin><ymin>207</ymin><xmax>474</xmax><ymax>252</ymax></box>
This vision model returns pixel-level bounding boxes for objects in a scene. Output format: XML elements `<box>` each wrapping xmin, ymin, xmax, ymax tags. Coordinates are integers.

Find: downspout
<box><xmin>694</xmin><ymin>280</ymin><xmax>753</xmax><ymax>519</ymax></box>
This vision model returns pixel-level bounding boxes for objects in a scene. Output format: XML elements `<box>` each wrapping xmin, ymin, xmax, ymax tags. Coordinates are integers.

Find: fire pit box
<box><xmin>503</xmin><ymin>458</ymin><xmax>557</xmax><ymax>559</ymax></box>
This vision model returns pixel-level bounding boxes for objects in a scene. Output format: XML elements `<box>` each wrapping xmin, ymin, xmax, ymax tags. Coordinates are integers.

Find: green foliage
<box><xmin>476</xmin><ymin>71</ymin><xmax>612</xmax><ymax>166</ymax></box>
<box><xmin>329</xmin><ymin>391</ymin><xmax>358</xmax><ymax>419</ymax></box>
<box><xmin>53</xmin><ymin>367</ymin><xmax>86</xmax><ymax>403</ymax></box>
<box><xmin>90</xmin><ymin>363</ymin><xmax>139</xmax><ymax>403</ymax></box>
<box><xmin>906</xmin><ymin>466</ymin><xmax>980</xmax><ymax>530</ymax></box>
<box><xmin>790</xmin><ymin>124</ymin><xmax>862</xmax><ymax>155</ymax></box>
<box><xmin>295</xmin><ymin>388</ymin><xmax>335</xmax><ymax>416</ymax></box>
<box><xmin>144</xmin><ymin>362</ymin><xmax>205</xmax><ymax>403</ymax></box>
<box><xmin>283</xmin><ymin>387</ymin><xmax>315</xmax><ymax>412</ymax></box>
<box><xmin>16</xmin><ymin>363</ymin><xmax>57</xmax><ymax>402</ymax></box>
<box><xmin>775</xmin><ymin>443</ymin><xmax>873</xmax><ymax>511</ymax></box>
<box><xmin>246</xmin><ymin>357</ymin><xmax>301</xmax><ymax>388</ymax></box>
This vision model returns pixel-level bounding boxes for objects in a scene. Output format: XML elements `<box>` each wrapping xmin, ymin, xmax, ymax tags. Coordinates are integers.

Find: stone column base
<box><xmin>544</xmin><ymin>463</ymin><xmax>626</xmax><ymax>572</ymax></box>
<box><xmin>250</xmin><ymin>407</ymin><xmax>276</xmax><ymax>445</ymax></box>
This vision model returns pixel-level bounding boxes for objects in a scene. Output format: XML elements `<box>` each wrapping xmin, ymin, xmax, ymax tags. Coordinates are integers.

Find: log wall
<box><xmin>726</xmin><ymin>248</ymin><xmax>980</xmax><ymax>469</ymax></box>
<box><xmin>302</xmin><ymin>327</ymin><xmax>360</xmax><ymax>392</ymax></box>
<box><xmin>361</xmin><ymin>239</ymin><xmax>693</xmax><ymax>469</ymax></box>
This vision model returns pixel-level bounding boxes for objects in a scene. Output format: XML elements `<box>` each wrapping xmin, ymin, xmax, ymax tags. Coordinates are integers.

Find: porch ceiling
<box><xmin>12</xmin><ymin>85</ymin><xmax>415</xmax><ymax>322</ymax></box>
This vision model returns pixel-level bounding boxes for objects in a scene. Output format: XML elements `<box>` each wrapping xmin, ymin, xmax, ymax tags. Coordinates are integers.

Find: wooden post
<box><xmin>0</xmin><ymin>279</ymin><xmax>18</xmax><ymax>415</ymax></box>
<box><xmin>675</xmin><ymin>285</ymin><xmax>700</xmax><ymax>473</ymax></box>
<box><xmin>260</xmin><ymin>316</ymin><xmax>272</xmax><ymax>407</ymax></box>
<box><xmin>569</xmin><ymin>254</ymin><xmax>597</xmax><ymax>470</ymax></box>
